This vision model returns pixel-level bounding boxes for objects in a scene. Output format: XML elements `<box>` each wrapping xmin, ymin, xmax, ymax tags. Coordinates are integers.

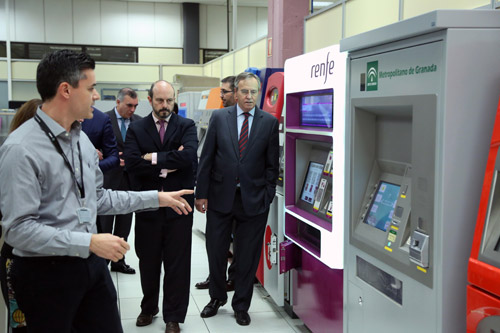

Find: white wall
<box><xmin>0</xmin><ymin>0</ymin><xmax>267</xmax><ymax>51</ymax></box>
<box><xmin>199</xmin><ymin>4</ymin><xmax>268</xmax><ymax>50</ymax></box>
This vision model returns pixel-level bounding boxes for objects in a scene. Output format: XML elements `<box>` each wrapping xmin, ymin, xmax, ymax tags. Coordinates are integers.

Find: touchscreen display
<box><xmin>364</xmin><ymin>181</ymin><xmax>400</xmax><ymax>232</ymax></box>
<box><xmin>300</xmin><ymin>162</ymin><xmax>324</xmax><ymax>204</ymax></box>
<box><xmin>300</xmin><ymin>93</ymin><xmax>333</xmax><ymax>128</ymax></box>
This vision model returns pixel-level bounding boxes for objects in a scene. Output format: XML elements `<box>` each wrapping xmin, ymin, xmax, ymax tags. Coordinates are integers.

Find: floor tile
<box><xmin>116</xmin><ymin>220</ymin><xmax>306</xmax><ymax>332</ymax></box>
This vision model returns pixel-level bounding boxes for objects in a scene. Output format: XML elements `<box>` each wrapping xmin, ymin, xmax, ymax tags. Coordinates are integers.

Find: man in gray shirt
<box><xmin>0</xmin><ymin>49</ymin><xmax>192</xmax><ymax>333</ymax></box>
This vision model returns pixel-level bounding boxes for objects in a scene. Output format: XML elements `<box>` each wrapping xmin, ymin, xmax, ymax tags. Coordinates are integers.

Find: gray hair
<box><xmin>234</xmin><ymin>72</ymin><xmax>261</xmax><ymax>91</ymax></box>
<box><xmin>117</xmin><ymin>87</ymin><xmax>137</xmax><ymax>101</ymax></box>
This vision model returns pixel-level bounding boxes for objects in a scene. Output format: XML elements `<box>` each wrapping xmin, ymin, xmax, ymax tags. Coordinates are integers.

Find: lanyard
<box><xmin>34</xmin><ymin>114</ymin><xmax>85</xmax><ymax>199</ymax></box>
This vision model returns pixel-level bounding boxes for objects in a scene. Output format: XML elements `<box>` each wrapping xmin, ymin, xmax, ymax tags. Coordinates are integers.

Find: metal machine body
<box><xmin>341</xmin><ymin>10</ymin><xmax>500</xmax><ymax>332</ymax></box>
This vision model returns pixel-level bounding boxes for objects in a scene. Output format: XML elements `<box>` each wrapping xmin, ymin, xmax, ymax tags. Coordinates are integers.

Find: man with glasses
<box><xmin>195</xmin><ymin>75</ymin><xmax>237</xmax><ymax>292</ymax></box>
<box><xmin>196</xmin><ymin>72</ymin><xmax>279</xmax><ymax>326</ymax></box>
<box><xmin>220</xmin><ymin>75</ymin><xmax>236</xmax><ymax>107</ymax></box>
<box><xmin>124</xmin><ymin>80</ymin><xmax>198</xmax><ymax>333</ymax></box>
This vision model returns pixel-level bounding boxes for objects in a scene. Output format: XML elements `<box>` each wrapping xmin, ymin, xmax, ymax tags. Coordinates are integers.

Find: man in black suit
<box><xmin>195</xmin><ymin>72</ymin><xmax>279</xmax><ymax>326</ymax></box>
<box><xmin>100</xmin><ymin>88</ymin><xmax>141</xmax><ymax>274</ymax></box>
<box><xmin>124</xmin><ymin>80</ymin><xmax>197</xmax><ymax>333</ymax></box>
<box><xmin>195</xmin><ymin>75</ymin><xmax>237</xmax><ymax>291</ymax></box>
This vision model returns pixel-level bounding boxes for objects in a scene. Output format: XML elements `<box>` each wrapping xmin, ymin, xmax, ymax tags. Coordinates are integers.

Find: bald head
<box><xmin>148</xmin><ymin>80</ymin><xmax>175</xmax><ymax>120</ymax></box>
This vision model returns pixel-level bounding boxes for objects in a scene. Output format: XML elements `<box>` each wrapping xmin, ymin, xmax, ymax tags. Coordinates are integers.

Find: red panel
<box><xmin>262</xmin><ymin>72</ymin><xmax>284</xmax><ymax>120</ymax></box>
<box><xmin>467</xmin><ymin>285</ymin><xmax>500</xmax><ymax>332</ymax></box>
<box><xmin>468</xmin><ymin>98</ymin><xmax>500</xmax><ymax>327</ymax></box>
<box><xmin>256</xmin><ymin>243</ymin><xmax>264</xmax><ymax>285</ymax></box>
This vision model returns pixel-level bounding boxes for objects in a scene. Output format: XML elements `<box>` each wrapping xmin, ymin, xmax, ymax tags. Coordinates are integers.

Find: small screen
<box><xmin>300</xmin><ymin>93</ymin><xmax>333</xmax><ymax>128</ymax></box>
<box><xmin>364</xmin><ymin>181</ymin><xmax>401</xmax><ymax>232</ymax></box>
<box><xmin>300</xmin><ymin>161</ymin><xmax>324</xmax><ymax>204</ymax></box>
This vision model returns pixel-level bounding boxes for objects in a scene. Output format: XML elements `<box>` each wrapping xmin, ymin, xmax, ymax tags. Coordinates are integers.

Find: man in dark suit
<box><xmin>195</xmin><ymin>75</ymin><xmax>237</xmax><ymax>291</ymax></box>
<box><xmin>100</xmin><ymin>88</ymin><xmax>141</xmax><ymax>274</ymax></box>
<box><xmin>195</xmin><ymin>72</ymin><xmax>279</xmax><ymax>326</ymax></box>
<box><xmin>124</xmin><ymin>80</ymin><xmax>198</xmax><ymax>333</ymax></box>
<box><xmin>81</xmin><ymin>107</ymin><xmax>119</xmax><ymax>173</ymax></box>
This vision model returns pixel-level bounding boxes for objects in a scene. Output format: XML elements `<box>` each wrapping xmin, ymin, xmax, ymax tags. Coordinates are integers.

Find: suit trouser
<box><xmin>10</xmin><ymin>254</ymin><xmax>122</xmax><ymax>333</ymax></box>
<box><xmin>206</xmin><ymin>189</ymin><xmax>269</xmax><ymax>312</ymax></box>
<box><xmin>99</xmin><ymin>176</ymin><xmax>133</xmax><ymax>242</ymax></box>
<box><xmin>135</xmin><ymin>208</ymin><xmax>193</xmax><ymax>323</ymax></box>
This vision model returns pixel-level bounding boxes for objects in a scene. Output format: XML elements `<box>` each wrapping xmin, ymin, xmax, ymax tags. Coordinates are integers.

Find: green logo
<box><xmin>367</xmin><ymin>61</ymin><xmax>378</xmax><ymax>91</ymax></box>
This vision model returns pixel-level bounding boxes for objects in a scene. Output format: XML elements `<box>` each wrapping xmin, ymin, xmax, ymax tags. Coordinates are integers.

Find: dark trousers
<box><xmin>99</xmin><ymin>213</ymin><xmax>133</xmax><ymax>241</ymax></box>
<box><xmin>206</xmin><ymin>189</ymin><xmax>269</xmax><ymax>312</ymax></box>
<box><xmin>135</xmin><ymin>208</ymin><xmax>192</xmax><ymax>323</ymax></box>
<box><xmin>99</xmin><ymin>176</ymin><xmax>133</xmax><ymax>242</ymax></box>
<box><xmin>10</xmin><ymin>254</ymin><xmax>122</xmax><ymax>333</ymax></box>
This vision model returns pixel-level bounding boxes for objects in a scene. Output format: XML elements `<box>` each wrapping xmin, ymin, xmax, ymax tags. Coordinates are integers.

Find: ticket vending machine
<box><xmin>467</xmin><ymin>100</ymin><xmax>500</xmax><ymax>332</ymax></box>
<box><xmin>196</xmin><ymin>87</ymin><xmax>223</xmax><ymax>159</ymax></box>
<box><xmin>245</xmin><ymin>67</ymin><xmax>283</xmax><ymax>111</ymax></box>
<box><xmin>256</xmin><ymin>71</ymin><xmax>285</xmax><ymax>306</ymax></box>
<box><xmin>340</xmin><ymin>10</ymin><xmax>500</xmax><ymax>332</ymax></box>
<box><xmin>177</xmin><ymin>91</ymin><xmax>201</xmax><ymax>120</ymax></box>
<box><xmin>282</xmin><ymin>44</ymin><xmax>346</xmax><ymax>332</ymax></box>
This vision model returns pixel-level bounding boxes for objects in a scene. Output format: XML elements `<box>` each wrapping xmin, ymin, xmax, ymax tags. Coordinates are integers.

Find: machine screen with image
<box><xmin>300</xmin><ymin>161</ymin><xmax>324</xmax><ymax>204</ymax></box>
<box><xmin>300</xmin><ymin>93</ymin><xmax>333</xmax><ymax>128</ymax></box>
<box><xmin>364</xmin><ymin>181</ymin><xmax>400</xmax><ymax>232</ymax></box>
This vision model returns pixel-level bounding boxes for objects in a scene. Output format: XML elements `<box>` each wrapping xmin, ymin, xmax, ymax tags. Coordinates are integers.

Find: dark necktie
<box><xmin>120</xmin><ymin>118</ymin><xmax>127</xmax><ymax>142</ymax></box>
<box><xmin>159</xmin><ymin>119</ymin><xmax>166</xmax><ymax>143</ymax></box>
<box><xmin>239</xmin><ymin>112</ymin><xmax>250</xmax><ymax>158</ymax></box>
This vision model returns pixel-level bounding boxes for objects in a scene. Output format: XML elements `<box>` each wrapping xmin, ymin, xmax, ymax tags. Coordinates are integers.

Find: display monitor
<box><xmin>364</xmin><ymin>181</ymin><xmax>401</xmax><ymax>232</ymax></box>
<box><xmin>300</xmin><ymin>161</ymin><xmax>325</xmax><ymax>204</ymax></box>
<box><xmin>300</xmin><ymin>93</ymin><xmax>333</xmax><ymax>128</ymax></box>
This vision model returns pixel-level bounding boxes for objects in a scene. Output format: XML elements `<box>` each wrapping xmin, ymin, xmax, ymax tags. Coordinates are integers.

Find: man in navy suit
<box><xmin>81</xmin><ymin>107</ymin><xmax>119</xmax><ymax>173</ymax></box>
<box><xmin>195</xmin><ymin>72</ymin><xmax>279</xmax><ymax>326</ymax></box>
<box><xmin>124</xmin><ymin>80</ymin><xmax>198</xmax><ymax>333</ymax></box>
<box><xmin>100</xmin><ymin>88</ymin><xmax>141</xmax><ymax>274</ymax></box>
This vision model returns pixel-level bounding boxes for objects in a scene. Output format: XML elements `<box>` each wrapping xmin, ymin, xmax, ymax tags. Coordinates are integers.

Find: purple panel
<box><xmin>293</xmin><ymin>251</ymin><xmax>343</xmax><ymax>332</ymax></box>
<box><xmin>285</xmin><ymin>134</ymin><xmax>296</xmax><ymax>205</ymax></box>
<box><xmin>280</xmin><ymin>240</ymin><xmax>302</xmax><ymax>274</ymax></box>
<box><xmin>286</xmin><ymin>94</ymin><xmax>301</xmax><ymax>127</ymax></box>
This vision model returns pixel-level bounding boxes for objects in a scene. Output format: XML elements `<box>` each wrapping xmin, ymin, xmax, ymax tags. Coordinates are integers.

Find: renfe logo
<box><xmin>311</xmin><ymin>52</ymin><xmax>335</xmax><ymax>84</ymax></box>
<box><xmin>366</xmin><ymin>61</ymin><xmax>378</xmax><ymax>91</ymax></box>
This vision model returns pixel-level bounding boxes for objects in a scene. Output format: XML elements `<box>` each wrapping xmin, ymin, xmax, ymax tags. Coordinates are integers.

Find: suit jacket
<box><xmin>81</xmin><ymin>108</ymin><xmax>119</xmax><ymax>173</ymax></box>
<box><xmin>124</xmin><ymin>112</ymin><xmax>198</xmax><ymax>217</ymax></box>
<box><xmin>103</xmin><ymin>109</ymin><xmax>142</xmax><ymax>190</ymax></box>
<box><xmin>196</xmin><ymin>105</ymin><xmax>279</xmax><ymax>216</ymax></box>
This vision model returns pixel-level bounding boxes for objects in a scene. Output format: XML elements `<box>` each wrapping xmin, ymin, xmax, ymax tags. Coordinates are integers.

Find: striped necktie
<box><xmin>239</xmin><ymin>112</ymin><xmax>250</xmax><ymax>158</ymax></box>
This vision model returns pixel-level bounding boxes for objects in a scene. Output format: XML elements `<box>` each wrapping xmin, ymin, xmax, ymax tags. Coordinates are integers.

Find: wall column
<box><xmin>266</xmin><ymin>0</ymin><xmax>309</xmax><ymax>68</ymax></box>
<box><xmin>182</xmin><ymin>2</ymin><xmax>200</xmax><ymax>64</ymax></box>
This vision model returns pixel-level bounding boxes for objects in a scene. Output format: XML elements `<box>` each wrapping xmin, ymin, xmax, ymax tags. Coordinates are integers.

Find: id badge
<box><xmin>76</xmin><ymin>207</ymin><xmax>92</xmax><ymax>224</ymax></box>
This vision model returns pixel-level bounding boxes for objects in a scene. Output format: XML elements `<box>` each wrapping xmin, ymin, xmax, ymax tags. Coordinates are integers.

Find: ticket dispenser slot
<box><xmin>409</xmin><ymin>230</ymin><xmax>429</xmax><ymax>268</ymax></box>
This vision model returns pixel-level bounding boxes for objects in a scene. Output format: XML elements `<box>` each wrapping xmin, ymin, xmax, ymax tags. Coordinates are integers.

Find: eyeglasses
<box><xmin>239</xmin><ymin>89</ymin><xmax>258</xmax><ymax>96</ymax></box>
<box><xmin>220</xmin><ymin>89</ymin><xmax>233</xmax><ymax>95</ymax></box>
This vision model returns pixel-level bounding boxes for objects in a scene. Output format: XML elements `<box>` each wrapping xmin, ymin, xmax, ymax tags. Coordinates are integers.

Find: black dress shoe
<box><xmin>235</xmin><ymin>311</ymin><xmax>251</xmax><ymax>326</ymax></box>
<box><xmin>136</xmin><ymin>308</ymin><xmax>159</xmax><ymax>326</ymax></box>
<box><xmin>226</xmin><ymin>279</ymin><xmax>235</xmax><ymax>292</ymax></box>
<box><xmin>165</xmin><ymin>321</ymin><xmax>180</xmax><ymax>333</ymax></box>
<box><xmin>195</xmin><ymin>276</ymin><xmax>210</xmax><ymax>289</ymax></box>
<box><xmin>111</xmin><ymin>261</ymin><xmax>136</xmax><ymax>274</ymax></box>
<box><xmin>200</xmin><ymin>298</ymin><xmax>227</xmax><ymax>318</ymax></box>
